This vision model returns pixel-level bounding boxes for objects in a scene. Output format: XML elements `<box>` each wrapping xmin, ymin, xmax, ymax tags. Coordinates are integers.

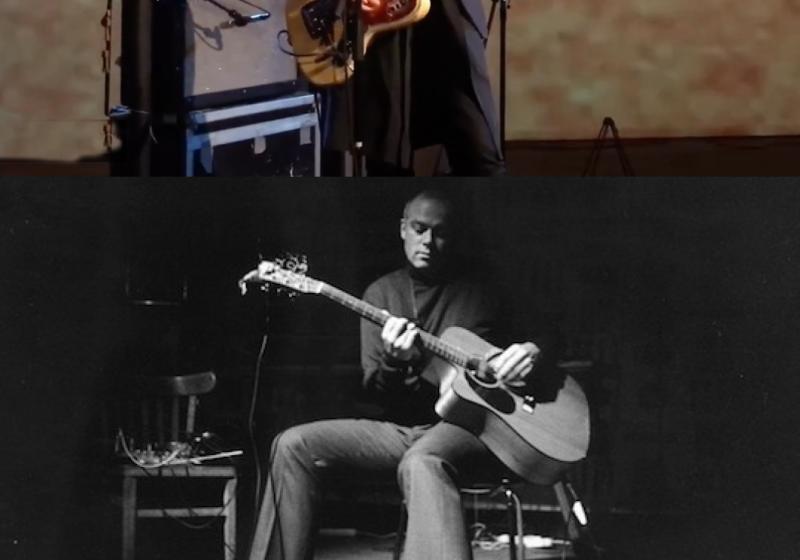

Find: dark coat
<box><xmin>318</xmin><ymin>0</ymin><xmax>502</xmax><ymax>169</ymax></box>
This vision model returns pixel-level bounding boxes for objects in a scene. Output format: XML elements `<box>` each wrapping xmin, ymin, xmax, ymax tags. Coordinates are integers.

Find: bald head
<box><xmin>400</xmin><ymin>190</ymin><xmax>458</xmax><ymax>274</ymax></box>
<box><xmin>402</xmin><ymin>190</ymin><xmax>455</xmax><ymax>221</ymax></box>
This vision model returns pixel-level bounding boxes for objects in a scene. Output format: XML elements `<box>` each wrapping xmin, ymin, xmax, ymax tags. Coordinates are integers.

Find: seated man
<box><xmin>248</xmin><ymin>189</ymin><xmax>556</xmax><ymax>559</ymax></box>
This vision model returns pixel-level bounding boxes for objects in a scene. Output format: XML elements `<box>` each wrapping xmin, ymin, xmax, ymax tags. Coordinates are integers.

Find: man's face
<box><xmin>400</xmin><ymin>197</ymin><xmax>454</xmax><ymax>272</ymax></box>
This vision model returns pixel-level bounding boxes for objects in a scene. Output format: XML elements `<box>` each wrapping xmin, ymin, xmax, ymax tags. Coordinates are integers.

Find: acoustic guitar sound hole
<box><xmin>466</xmin><ymin>373</ymin><xmax>516</xmax><ymax>414</ymax></box>
<box><xmin>465</xmin><ymin>360</ymin><xmax>515</xmax><ymax>415</ymax></box>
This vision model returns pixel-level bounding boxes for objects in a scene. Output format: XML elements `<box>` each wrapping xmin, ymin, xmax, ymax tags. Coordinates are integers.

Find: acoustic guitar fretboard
<box><xmin>318</xmin><ymin>282</ymin><xmax>471</xmax><ymax>367</ymax></box>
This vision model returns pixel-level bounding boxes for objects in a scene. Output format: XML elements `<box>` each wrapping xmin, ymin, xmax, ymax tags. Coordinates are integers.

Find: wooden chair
<box><xmin>115</xmin><ymin>371</ymin><xmax>238</xmax><ymax>560</ymax></box>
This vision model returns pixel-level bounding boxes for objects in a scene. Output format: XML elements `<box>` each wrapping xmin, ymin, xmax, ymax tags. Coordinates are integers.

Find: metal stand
<box><xmin>347</xmin><ymin>1</ymin><xmax>367</xmax><ymax>176</ymax></box>
<box><xmin>554</xmin><ymin>479</ymin><xmax>603</xmax><ymax>559</ymax></box>
<box><xmin>582</xmin><ymin>117</ymin><xmax>635</xmax><ymax>176</ymax></box>
<box><xmin>184</xmin><ymin>93</ymin><xmax>320</xmax><ymax>176</ymax></box>
<box><xmin>486</xmin><ymin>0</ymin><xmax>510</xmax><ymax>154</ymax></box>
<box><xmin>502</xmin><ymin>479</ymin><xmax>524</xmax><ymax>560</ymax></box>
<box><xmin>201</xmin><ymin>0</ymin><xmax>270</xmax><ymax>27</ymax></box>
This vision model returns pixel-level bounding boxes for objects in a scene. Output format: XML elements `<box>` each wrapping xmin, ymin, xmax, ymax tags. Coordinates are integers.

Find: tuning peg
<box><xmin>276</xmin><ymin>253</ymin><xmax>309</xmax><ymax>274</ymax></box>
<box><xmin>295</xmin><ymin>255</ymin><xmax>308</xmax><ymax>274</ymax></box>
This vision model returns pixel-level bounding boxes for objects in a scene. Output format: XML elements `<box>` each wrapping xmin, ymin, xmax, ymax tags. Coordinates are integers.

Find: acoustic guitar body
<box><xmin>429</xmin><ymin>327</ymin><xmax>591</xmax><ymax>485</ymax></box>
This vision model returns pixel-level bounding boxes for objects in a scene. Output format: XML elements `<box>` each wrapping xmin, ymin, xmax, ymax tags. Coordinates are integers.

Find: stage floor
<box><xmin>316</xmin><ymin>533</ymin><xmax>574</xmax><ymax>560</ymax></box>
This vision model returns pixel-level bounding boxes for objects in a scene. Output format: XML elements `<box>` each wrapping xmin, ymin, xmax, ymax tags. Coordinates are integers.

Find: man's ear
<box><xmin>399</xmin><ymin>219</ymin><xmax>407</xmax><ymax>240</ymax></box>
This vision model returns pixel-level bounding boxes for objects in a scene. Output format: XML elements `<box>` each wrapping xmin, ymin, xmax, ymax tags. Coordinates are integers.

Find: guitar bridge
<box><xmin>522</xmin><ymin>395</ymin><xmax>536</xmax><ymax>414</ymax></box>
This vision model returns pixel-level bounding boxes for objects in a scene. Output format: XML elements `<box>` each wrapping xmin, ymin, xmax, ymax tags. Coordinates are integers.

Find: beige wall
<box><xmin>0</xmin><ymin>0</ymin><xmax>118</xmax><ymax>161</ymax></box>
<box><xmin>497</xmin><ymin>0</ymin><xmax>800</xmax><ymax>140</ymax></box>
<box><xmin>1</xmin><ymin>0</ymin><xmax>799</xmax><ymax>161</ymax></box>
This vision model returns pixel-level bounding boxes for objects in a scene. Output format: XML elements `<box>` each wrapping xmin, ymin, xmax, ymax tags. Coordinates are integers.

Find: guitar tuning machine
<box><xmin>275</xmin><ymin>253</ymin><xmax>309</xmax><ymax>275</ymax></box>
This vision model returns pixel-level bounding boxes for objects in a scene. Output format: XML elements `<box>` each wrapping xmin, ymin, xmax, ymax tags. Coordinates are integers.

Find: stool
<box><xmin>393</xmin><ymin>478</ymin><xmax>594</xmax><ymax>560</ymax></box>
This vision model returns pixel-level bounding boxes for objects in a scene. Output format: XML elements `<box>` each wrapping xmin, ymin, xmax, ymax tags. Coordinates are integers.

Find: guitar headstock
<box><xmin>239</xmin><ymin>255</ymin><xmax>322</xmax><ymax>297</ymax></box>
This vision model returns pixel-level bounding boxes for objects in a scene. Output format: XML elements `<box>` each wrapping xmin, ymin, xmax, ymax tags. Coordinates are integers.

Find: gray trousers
<box><xmin>247</xmin><ymin>419</ymin><xmax>504</xmax><ymax>560</ymax></box>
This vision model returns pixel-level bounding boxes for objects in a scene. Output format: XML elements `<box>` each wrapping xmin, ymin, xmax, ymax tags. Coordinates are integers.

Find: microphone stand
<box><xmin>582</xmin><ymin>117</ymin><xmax>635</xmax><ymax>176</ymax></box>
<box><xmin>348</xmin><ymin>1</ymin><xmax>366</xmax><ymax>176</ymax></box>
<box><xmin>486</xmin><ymin>0</ymin><xmax>509</xmax><ymax>154</ymax></box>
<box><xmin>202</xmin><ymin>0</ymin><xmax>270</xmax><ymax>27</ymax></box>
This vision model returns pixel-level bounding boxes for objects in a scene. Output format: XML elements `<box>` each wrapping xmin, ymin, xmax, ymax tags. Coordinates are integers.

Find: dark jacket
<box><xmin>319</xmin><ymin>0</ymin><xmax>501</xmax><ymax>169</ymax></box>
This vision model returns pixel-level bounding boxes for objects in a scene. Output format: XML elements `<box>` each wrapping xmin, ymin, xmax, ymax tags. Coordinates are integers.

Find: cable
<box><xmin>276</xmin><ymin>29</ymin><xmax>342</xmax><ymax>60</ymax></box>
<box><xmin>120</xmin><ymin>431</ymin><xmax>241</xmax><ymax>534</ymax></box>
<box><xmin>463</xmin><ymin>484</ymin><xmax>515</xmax><ymax>552</ymax></box>
<box><xmin>471</xmin><ymin>522</ymin><xmax>508</xmax><ymax>551</ymax></box>
<box><xmin>161</xmin><ymin>473</ymin><xmax>237</xmax><ymax>531</ymax></box>
<box><xmin>248</xmin><ymin>291</ymin><xmax>290</xmax><ymax>559</ymax></box>
<box><xmin>249</xmin><ymin>331</ymin><xmax>269</xmax><ymax>516</ymax></box>
<box><xmin>117</xmin><ymin>428</ymin><xmax>182</xmax><ymax>468</ymax></box>
<box><xmin>263</xmin><ymin>429</ymin><xmax>288</xmax><ymax>558</ymax></box>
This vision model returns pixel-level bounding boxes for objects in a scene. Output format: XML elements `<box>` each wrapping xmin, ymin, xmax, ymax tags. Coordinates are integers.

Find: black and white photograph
<box><xmin>1</xmin><ymin>183</ymin><xmax>797</xmax><ymax>560</ymax></box>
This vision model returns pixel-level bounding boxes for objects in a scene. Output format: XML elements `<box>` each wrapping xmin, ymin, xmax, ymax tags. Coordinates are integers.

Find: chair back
<box><xmin>117</xmin><ymin>371</ymin><xmax>216</xmax><ymax>454</ymax></box>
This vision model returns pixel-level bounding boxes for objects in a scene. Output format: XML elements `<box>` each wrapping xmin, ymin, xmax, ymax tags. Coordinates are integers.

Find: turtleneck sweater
<box><xmin>360</xmin><ymin>265</ymin><xmax>499</xmax><ymax>426</ymax></box>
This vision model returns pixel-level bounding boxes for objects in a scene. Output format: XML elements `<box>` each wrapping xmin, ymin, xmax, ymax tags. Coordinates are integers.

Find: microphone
<box><xmin>221</xmin><ymin>11</ymin><xmax>271</xmax><ymax>28</ymax></box>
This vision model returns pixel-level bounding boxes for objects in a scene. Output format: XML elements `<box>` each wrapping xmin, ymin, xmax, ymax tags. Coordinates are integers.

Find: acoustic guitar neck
<box><xmin>317</xmin><ymin>282</ymin><xmax>472</xmax><ymax>368</ymax></box>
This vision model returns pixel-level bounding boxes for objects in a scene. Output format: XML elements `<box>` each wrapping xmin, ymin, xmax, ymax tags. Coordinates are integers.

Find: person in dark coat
<box><xmin>318</xmin><ymin>0</ymin><xmax>505</xmax><ymax>176</ymax></box>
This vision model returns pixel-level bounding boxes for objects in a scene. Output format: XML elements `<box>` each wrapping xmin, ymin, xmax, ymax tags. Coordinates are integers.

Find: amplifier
<box><xmin>182</xmin><ymin>0</ymin><xmax>301</xmax><ymax>109</ymax></box>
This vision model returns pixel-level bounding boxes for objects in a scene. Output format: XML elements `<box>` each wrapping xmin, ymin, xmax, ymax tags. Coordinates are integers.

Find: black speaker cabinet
<box><xmin>182</xmin><ymin>0</ymin><xmax>301</xmax><ymax>110</ymax></box>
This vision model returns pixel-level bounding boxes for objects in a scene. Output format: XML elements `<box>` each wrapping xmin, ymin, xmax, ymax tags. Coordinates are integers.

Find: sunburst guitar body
<box><xmin>285</xmin><ymin>0</ymin><xmax>430</xmax><ymax>87</ymax></box>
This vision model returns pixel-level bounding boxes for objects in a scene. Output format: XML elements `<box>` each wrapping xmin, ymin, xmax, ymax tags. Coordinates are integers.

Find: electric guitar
<box><xmin>285</xmin><ymin>0</ymin><xmax>430</xmax><ymax>86</ymax></box>
<box><xmin>240</xmin><ymin>259</ymin><xmax>590</xmax><ymax>484</ymax></box>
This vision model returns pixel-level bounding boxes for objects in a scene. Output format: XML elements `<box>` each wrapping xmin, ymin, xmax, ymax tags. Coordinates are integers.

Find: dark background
<box><xmin>1</xmin><ymin>180</ymin><xmax>798</xmax><ymax>560</ymax></box>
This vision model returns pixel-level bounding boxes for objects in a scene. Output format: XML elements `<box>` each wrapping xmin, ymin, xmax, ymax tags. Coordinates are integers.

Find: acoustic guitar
<box><xmin>285</xmin><ymin>0</ymin><xmax>430</xmax><ymax>86</ymax></box>
<box><xmin>240</xmin><ymin>259</ymin><xmax>590</xmax><ymax>484</ymax></box>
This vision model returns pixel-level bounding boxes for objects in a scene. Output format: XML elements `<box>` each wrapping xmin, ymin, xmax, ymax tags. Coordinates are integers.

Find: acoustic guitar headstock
<box><xmin>239</xmin><ymin>254</ymin><xmax>321</xmax><ymax>298</ymax></box>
